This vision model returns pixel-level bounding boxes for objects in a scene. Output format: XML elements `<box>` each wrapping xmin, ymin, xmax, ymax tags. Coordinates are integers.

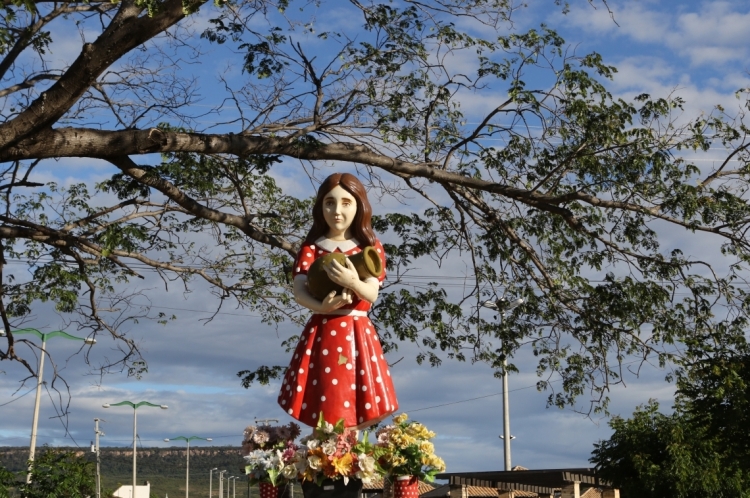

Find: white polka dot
<box><xmin>302</xmin><ymin>261</ymin><xmax>308</xmax><ymax>267</ymax></box>
<box><xmin>362</xmin><ymin>386</ymin><xmax>367</xmax><ymax>391</ymax></box>
<box><xmin>313</xmin><ymin>380</ymin><xmax>318</xmax><ymax>385</ymax></box>
<box><xmin>296</xmin><ymin>267</ymin><xmax>300</xmax><ymax>272</ymax></box>
<box><xmin>323</xmin><ymin>349</ymin><xmax>329</xmax><ymax>355</ymax></box>
<box><xmin>354</xmin><ymin>350</ymin><xmax>359</xmax><ymax>357</ymax></box>
<box><xmin>380</xmin><ymin>354</ymin><xmax>384</xmax><ymax>359</ymax></box>
<box><xmin>286</xmin><ymin>385</ymin><xmax>290</xmax><ymax>390</ymax></box>
<box><xmin>288</xmin><ymin>409</ymin><xmax>293</xmax><ymax>414</ymax></box>
<box><xmin>306</xmin><ymin>252</ymin><xmax>312</xmax><ymax>257</ymax></box>
<box><xmin>322</xmin><ymin>319</ymin><xmax>328</xmax><ymax>324</ymax></box>
<box><xmin>317</xmin><ymin>337</ymin><xmax>321</xmax><ymax>342</ymax></box>
<box><xmin>337</xmin><ymin>347</ymin><xmax>343</xmax><ymax>352</ymax></box>
<box><xmin>299</xmin><ymin>368</ymin><xmax>304</xmax><ymax>374</ymax></box>
<box><xmin>353</xmin><ymin>317</ymin><xmax>359</xmax><ymax>321</ymax></box>
<box><xmin>325</xmin><ymin>367</ymin><xmax>331</xmax><ymax>373</ymax></box>
<box><xmin>332</xmin><ymin>379</ymin><xmax>338</xmax><ymax>385</ymax></box>
<box><xmin>351</xmin><ymin>384</ymin><xmax>356</xmax><ymax>390</ymax></box>
<box><xmin>306</xmin><ymin>349</ymin><xmax>312</xmax><ymax>355</ymax></box>
<box><xmin>331</xmin><ymin>330</ymin><xmax>336</xmax><ymax>336</ymax></box>
<box><xmin>346</xmin><ymin>335</ymin><xmax>352</xmax><ymax>341</ymax></box>
<box><xmin>376</xmin><ymin>396</ymin><xmax>381</xmax><ymax>402</ymax></box>
<box><xmin>318</xmin><ymin>250</ymin><xmax>324</xmax><ymax>254</ymax></box>
<box><xmin>387</xmin><ymin>370</ymin><xmax>391</xmax><ymax>376</ymax></box>
<box><xmin>283</xmin><ymin>378</ymin><xmax>287</xmax><ymax>384</ymax></box>
<box><xmin>359</xmin><ymin>417</ymin><xmax>363</xmax><ymax>423</ymax></box>
<box><xmin>371</xmin><ymin>355</ymin><xmax>377</xmax><ymax>362</ymax></box>
<box><xmin>310</xmin><ymin>245</ymin><xmax>316</xmax><ymax>250</ymax></box>
<box><xmin>376</xmin><ymin>376</ymin><xmax>382</xmax><ymax>383</ymax></box>
<box><xmin>360</xmin><ymin>370</ymin><xmax>365</xmax><ymax>375</ymax></box>
<box><xmin>313</xmin><ymin>413</ymin><xmax>317</xmax><ymax>419</ymax></box>
<box><xmin>344</xmin><ymin>401</ymin><xmax>350</xmax><ymax>408</ymax></box>
<box><xmin>281</xmin><ymin>399</ymin><xmax>286</xmax><ymax>405</ymax></box>
<box><xmin>302</xmin><ymin>403</ymin><xmax>307</xmax><ymax>409</ymax></box>
<box><xmin>340</xmin><ymin>321</ymin><xmax>347</xmax><ymax>327</ymax></box>
<box><xmin>365</xmin><ymin>403</ymin><xmax>371</xmax><ymax>409</ymax></box>
<box><xmin>377</xmin><ymin>248</ymin><xmax>381</xmax><ymax>253</ymax></box>
<box><xmin>309</xmin><ymin>363</ymin><xmax>314</xmax><ymax>369</ymax></box>
<box><xmin>297</xmin><ymin>386</ymin><xmax>302</xmax><ymax>392</ymax></box>
<box><xmin>346</xmin><ymin>363</ymin><xmax>353</xmax><ymax>370</ymax></box>
<box><xmin>294</xmin><ymin>353</ymin><xmax>299</xmax><ymax>359</ymax></box>
<box><xmin>366</xmin><ymin>328</ymin><xmax>371</xmax><ymax>334</ymax></box>
<box><xmin>321</xmin><ymin>396</ymin><xmax>326</xmax><ymax>401</ymax></box>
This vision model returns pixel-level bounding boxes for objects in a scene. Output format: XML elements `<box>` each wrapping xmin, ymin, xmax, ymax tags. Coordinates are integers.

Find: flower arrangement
<box><xmin>375</xmin><ymin>413</ymin><xmax>446</xmax><ymax>482</ymax></box>
<box><xmin>298</xmin><ymin>414</ymin><xmax>378</xmax><ymax>485</ymax></box>
<box><xmin>242</xmin><ymin>422</ymin><xmax>303</xmax><ymax>486</ymax></box>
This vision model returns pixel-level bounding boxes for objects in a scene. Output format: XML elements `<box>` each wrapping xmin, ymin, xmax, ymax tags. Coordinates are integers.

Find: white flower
<box><xmin>321</xmin><ymin>440</ymin><xmax>337</xmax><ymax>456</ymax></box>
<box><xmin>305</xmin><ymin>439</ymin><xmax>320</xmax><ymax>450</ymax></box>
<box><xmin>357</xmin><ymin>454</ymin><xmax>376</xmax><ymax>474</ymax></box>
<box><xmin>281</xmin><ymin>464</ymin><xmax>298</xmax><ymax>479</ymax></box>
<box><xmin>323</xmin><ymin>421</ymin><xmax>335</xmax><ymax>433</ymax></box>
<box><xmin>308</xmin><ymin>454</ymin><xmax>323</xmax><ymax>470</ymax></box>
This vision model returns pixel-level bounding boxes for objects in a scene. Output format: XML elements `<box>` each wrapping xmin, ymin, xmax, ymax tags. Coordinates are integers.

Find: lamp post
<box><xmin>210</xmin><ymin>468</ymin><xmax>218</xmax><ymax>498</ymax></box>
<box><xmin>5</xmin><ymin>328</ymin><xmax>96</xmax><ymax>481</ymax></box>
<box><xmin>94</xmin><ymin>418</ymin><xmax>105</xmax><ymax>498</ymax></box>
<box><xmin>482</xmin><ymin>297</ymin><xmax>524</xmax><ymax>471</ymax></box>
<box><xmin>227</xmin><ymin>477</ymin><xmax>237</xmax><ymax>498</ymax></box>
<box><xmin>218</xmin><ymin>470</ymin><xmax>227</xmax><ymax>498</ymax></box>
<box><xmin>164</xmin><ymin>436</ymin><xmax>212</xmax><ymax>498</ymax></box>
<box><xmin>103</xmin><ymin>400</ymin><xmax>168</xmax><ymax>497</ymax></box>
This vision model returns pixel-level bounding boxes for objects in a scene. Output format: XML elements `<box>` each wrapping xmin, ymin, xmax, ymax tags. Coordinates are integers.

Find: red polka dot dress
<box><xmin>277</xmin><ymin>237</ymin><xmax>398</xmax><ymax>428</ymax></box>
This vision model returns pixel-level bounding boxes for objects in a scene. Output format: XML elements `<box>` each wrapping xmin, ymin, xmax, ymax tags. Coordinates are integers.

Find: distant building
<box><xmin>113</xmin><ymin>480</ymin><xmax>151</xmax><ymax>498</ymax></box>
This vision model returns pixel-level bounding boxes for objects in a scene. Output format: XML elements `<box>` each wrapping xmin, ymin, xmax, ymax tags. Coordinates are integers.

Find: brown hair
<box><xmin>304</xmin><ymin>173</ymin><xmax>376</xmax><ymax>247</ymax></box>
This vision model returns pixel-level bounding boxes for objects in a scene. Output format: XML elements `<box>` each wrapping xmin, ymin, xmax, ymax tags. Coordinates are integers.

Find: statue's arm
<box><xmin>293</xmin><ymin>275</ymin><xmax>353</xmax><ymax>312</ymax></box>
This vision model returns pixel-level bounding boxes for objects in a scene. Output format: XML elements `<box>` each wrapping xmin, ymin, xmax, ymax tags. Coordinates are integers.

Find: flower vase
<box><xmin>302</xmin><ymin>478</ymin><xmax>363</xmax><ymax>498</ymax></box>
<box><xmin>393</xmin><ymin>475</ymin><xmax>419</xmax><ymax>498</ymax></box>
<box><xmin>259</xmin><ymin>482</ymin><xmax>281</xmax><ymax>498</ymax></box>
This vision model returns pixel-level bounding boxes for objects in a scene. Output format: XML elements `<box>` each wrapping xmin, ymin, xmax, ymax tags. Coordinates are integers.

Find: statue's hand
<box><xmin>326</xmin><ymin>258</ymin><xmax>359</xmax><ymax>289</ymax></box>
<box><xmin>318</xmin><ymin>288</ymin><xmax>353</xmax><ymax>312</ymax></box>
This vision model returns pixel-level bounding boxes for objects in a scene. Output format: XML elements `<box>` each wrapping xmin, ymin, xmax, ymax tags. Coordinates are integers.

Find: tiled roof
<box><xmin>580</xmin><ymin>488</ymin><xmax>602</xmax><ymax>498</ymax></box>
<box><xmin>419</xmin><ymin>484</ymin><xmax>537</xmax><ymax>498</ymax></box>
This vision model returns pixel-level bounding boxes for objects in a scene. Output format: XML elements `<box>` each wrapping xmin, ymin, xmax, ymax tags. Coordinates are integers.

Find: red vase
<box><xmin>393</xmin><ymin>475</ymin><xmax>419</xmax><ymax>498</ymax></box>
<box><xmin>259</xmin><ymin>482</ymin><xmax>280</xmax><ymax>498</ymax></box>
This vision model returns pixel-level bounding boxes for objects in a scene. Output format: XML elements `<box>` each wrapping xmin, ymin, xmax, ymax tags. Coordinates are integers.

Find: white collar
<box><xmin>314</xmin><ymin>237</ymin><xmax>360</xmax><ymax>253</ymax></box>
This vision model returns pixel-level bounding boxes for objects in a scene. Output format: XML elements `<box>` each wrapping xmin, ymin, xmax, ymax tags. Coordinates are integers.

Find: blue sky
<box><xmin>1</xmin><ymin>0</ymin><xmax>749</xmax><ymax>487</ymax></box>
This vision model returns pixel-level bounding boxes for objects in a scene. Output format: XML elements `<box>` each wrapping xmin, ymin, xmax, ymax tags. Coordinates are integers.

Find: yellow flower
<box><xmin>332</xmin><ymin>453</ymin><xmax>354</xmax><ymax>476</ymax></box>
<box><xmin>393</xmin><ymin>413</ymin><xmax>408</xmax><ymax>425</ymax></box>
<box><xmin>419</xmin><ymin>441</ymin><xmax>434</xmax><ymax>455</ymax></box>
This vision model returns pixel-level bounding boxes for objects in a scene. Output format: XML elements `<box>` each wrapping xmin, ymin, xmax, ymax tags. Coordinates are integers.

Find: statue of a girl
<box><xmin>277</xmin><ymin>173</ymin><xmax>398</xmax><ymax>428</ymax></box>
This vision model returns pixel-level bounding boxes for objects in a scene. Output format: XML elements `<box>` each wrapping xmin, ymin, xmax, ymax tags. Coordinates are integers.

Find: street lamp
<box><xmin>164</xmin><ymin>436</ymin><xmax>212</xmax><ymax>498</ymax></box>
<box><xmin>6</xmin><ymin>328</ymin><xmax>95</xmax><ymax>481</ymax></box>
<box><xmin>103</xmin><ymin>400</ymin><xmax>168</xmax><ymax>497</ymax></box>
<box><xmin>227</xmin><ymin>476</ymin><xmax>237</xmax><ymax>498</ymax></box>
<box><xmin>218</xmin><ymin>470</ymin><xmax>227</xmax><ymax>498</ymax></box>
<box><xmin>481</xmin><ymin>297</ymin><xmax>523</xmax><ymax>471</ymax></box>
<box><xmin>210</xmin><ymin>468</ymin><xmax>218</xmax><ymax>498</ymax></box>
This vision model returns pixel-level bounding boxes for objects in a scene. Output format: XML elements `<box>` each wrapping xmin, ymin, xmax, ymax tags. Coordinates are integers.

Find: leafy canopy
<box><xmin>0</xmin><ymin>0</ymin><xmax>748</xmax><ymax>416</ymax></box>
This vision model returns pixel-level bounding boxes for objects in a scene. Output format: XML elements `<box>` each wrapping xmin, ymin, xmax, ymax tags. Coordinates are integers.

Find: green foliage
<box><xmin>591</xmin><ymin>345</ymin><xmax>750</xmax><ymax>497</ymax></box>
<box><xmin>14</xmin><ymin>447</ymin><xmax>96</xmax><ymax>498</ymax></box>
<box><xmin>1</xmin><ymin>0</ymin><xmax>750</xmax><ymax>417</ymax></box>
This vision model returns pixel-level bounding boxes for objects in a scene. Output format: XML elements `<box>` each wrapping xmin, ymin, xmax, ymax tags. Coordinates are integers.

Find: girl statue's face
<box><xmin>322</xmin><ymin>185</ymin><xmax>357</xmax><ymax>240</ymax></box>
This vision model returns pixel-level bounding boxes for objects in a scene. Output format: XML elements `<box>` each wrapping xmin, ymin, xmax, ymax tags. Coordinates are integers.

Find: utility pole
<box><xmin>482</xmin><ymin>297</ymin><xmax>524</xmax><ymax>471</ymax></box>
<box><xmin>94</xmin><ymin>418</ymin><xmax>105</xmax><ymax>498</ymax></box>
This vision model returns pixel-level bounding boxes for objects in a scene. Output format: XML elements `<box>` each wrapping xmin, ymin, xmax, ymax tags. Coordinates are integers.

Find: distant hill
<box><xmin>1</xmin><ymin>446</ymin><xmax>254</xmax><ymax>498</ymax></box>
